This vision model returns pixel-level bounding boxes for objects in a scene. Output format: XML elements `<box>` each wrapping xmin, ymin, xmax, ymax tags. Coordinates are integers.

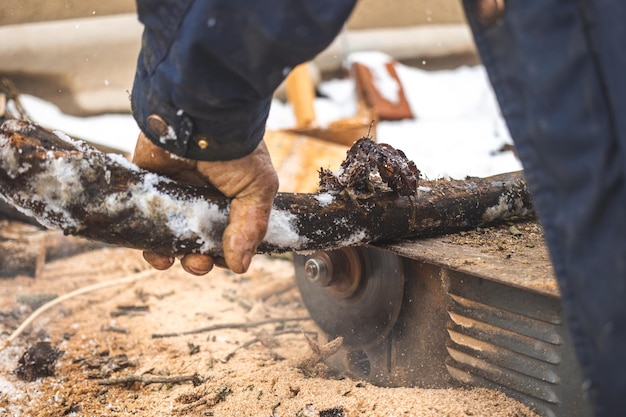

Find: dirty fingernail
<box><xmin>181</xmin><ymin>254</ymin><xmax>214</xmax><ymax>275</ymax></box>
<box><xmin>183</xmin><ymin>264</ymin><xmax>210</xmax><ymax>276</ymax></box>
<box><xmin>143</xmin><ymin>252</ymin><xmax>174</xmax><ymax>270</ymax></box>
<box><xmin>241</xmin><ymin>251</ymin><xmax>253</xmax><ymax>272</ymax></box>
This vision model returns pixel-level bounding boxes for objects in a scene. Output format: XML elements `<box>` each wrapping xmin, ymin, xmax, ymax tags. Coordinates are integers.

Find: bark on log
<box><xmin>0</xmin><ymin>119</ymin><xmax>534</xmax><ymax>258</ymax></box>
<box><xmin>0</xmin><ymin>200</ymin><xmax>45</xmax><ymax>226</ymax></box>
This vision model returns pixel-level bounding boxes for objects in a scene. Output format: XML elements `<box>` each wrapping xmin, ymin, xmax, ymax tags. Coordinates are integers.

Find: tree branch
<box><xmin>0</xmin><ymin>119</ymin><xmax>533</xmax><ymax>259</ymax></box>
<box><xmin>96</xmin><ymin>373</ymin><xmax>202</xmax><ymax>387</ymax></box>
<box><xmin>151</xmin><ymin>317</ymin><xmax>312</xmax><ymax>339</ymax></box>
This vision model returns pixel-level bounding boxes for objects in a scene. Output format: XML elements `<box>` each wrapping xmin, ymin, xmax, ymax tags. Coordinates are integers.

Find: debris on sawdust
<box><xmin>0</xmin><ymin>242</ymin><xmax>539</xmax><ymax>417</ymax></box>
<box><xmin>319</xmin><ymin>406</ymin><xmax>346</xmax><ymax>417</ymax></box>
<box><xmin>292</xmin><ymin>335</ymin><xmax>343</xmax><ymax>377</ymax></box>
<box><xmin>15</xmin><ymin>341</ymin><xmax>64</xmax><ymax>382</ymax></box>
<box><xmin>448</xmin><ymin>220</ymin><xmax>545</xmax><ymax>260</ymax></box>
<box><xmin>74</xmin><ymin>350</ymin><xmax>133</xmax><ymax>379</ymax></box>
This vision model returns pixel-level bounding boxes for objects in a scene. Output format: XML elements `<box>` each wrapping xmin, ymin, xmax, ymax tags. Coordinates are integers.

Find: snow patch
<box><xmin>128</xmin><ymin>172</ymin><xmax>228</xmax><ymax>252</ymax></box>
<box><xmin>165</xmin><ymin>198</ymin><xmax>227</xmax><ymax>253</ymax></box>
<box><xmin>482</xmin><ymin>193</ymin><xmax>530</xmax><ymax>223</ymax></box>
<box><xmin>12</xmin><ymin>155</ymin><xmax>89</xmax><ymax>230</ymax></box>
<box><xmin>339</xmin><ymin>229</ymin><xmax>369</xmax><ymax>246</ymax></box>
<box><xmin>107</xmin><ymin>153</ymin><xmax>140</xmax><ymax>172</ymax></box>
<box><xmin>19</xmin><ymin>95</ymin><xmax>140</xmax><ymax>154</ymax></box>
<box><xmin>0</xmin><ymin>135</ymin><xmax>30</xmax><ymax>178</ymax></box>
<box><xmin>1</xmin><ymin>119</ymin><xmax>35</xmax><ymax>133</ymax></box>
<box><xmin>52</xmin><ymin>129</ymin><xmax>75</xmax><ymax>144</ymax></box>
<box><xmin>264</xmin><ymin>209</ymin><xmax>307</xmax><ymax>248</ymax></box>
<box><xmin>314</xmin><ymin>192</ymin><xmax>334</xmax><ymax>207</ymax></box>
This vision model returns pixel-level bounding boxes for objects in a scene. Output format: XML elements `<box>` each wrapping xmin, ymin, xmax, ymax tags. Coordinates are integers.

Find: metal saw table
<box><xmin>293</xmin><ymin>221</ymin><xmax>592</xmax><ymax>417</ymax></box>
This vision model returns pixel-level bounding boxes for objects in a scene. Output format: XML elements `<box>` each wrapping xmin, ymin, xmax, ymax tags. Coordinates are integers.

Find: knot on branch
<box><xmin>318</xmin><ymin>137</ymin><xmax>420</xmax><ymax>200</ymax></box>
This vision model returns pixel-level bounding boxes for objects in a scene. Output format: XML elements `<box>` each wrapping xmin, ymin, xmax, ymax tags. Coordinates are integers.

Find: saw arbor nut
<box><xmin>304</xmin><ymin>249</ymin><xmax>362</xmax><ymax>299</ymax></box>
<box><xmin>294</xmin><ymin>247</ymin><xmax>404</xmax><ymax>348</ymax></box>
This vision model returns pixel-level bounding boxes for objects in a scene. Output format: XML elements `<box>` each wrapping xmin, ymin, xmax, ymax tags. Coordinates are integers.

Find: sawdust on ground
<box><xmin>447</xmin><ymin>221</ymin><xmax>546</xmax><ymax>257</ymax></box>
<box><xmin>0</xmin><ymin>244</ymin><xmax>539</xmax><ymax>417</ymax></box>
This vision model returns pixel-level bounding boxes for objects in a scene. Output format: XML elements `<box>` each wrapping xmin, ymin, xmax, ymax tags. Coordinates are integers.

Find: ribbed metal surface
<box><xmin>444</xmin><ymin>269</ymin><xmax>587</xmax><ymax>417</ymax></box>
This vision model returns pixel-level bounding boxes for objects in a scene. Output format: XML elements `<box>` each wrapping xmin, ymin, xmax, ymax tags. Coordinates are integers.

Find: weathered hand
<box><xmin>132</xmin><ymin>133</ymin><xmax>279</xmax><ymax>275</ymax></box>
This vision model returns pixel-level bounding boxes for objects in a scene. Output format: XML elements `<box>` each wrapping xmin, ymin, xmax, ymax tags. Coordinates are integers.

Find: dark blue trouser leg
<box><xmin>463</xmin><ymin>1</ymin><xmax>626</xmax><ymax>415</ymax></box>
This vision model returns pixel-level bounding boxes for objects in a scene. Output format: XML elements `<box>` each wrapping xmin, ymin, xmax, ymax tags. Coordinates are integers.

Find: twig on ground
<box><xmin>220</xmin><ymin>329</ymin><xmax>318</xmax><ymax>363</ymax></box>
<box><xmin>175</xmin><ymin>395</ymin><xmax>215</xmax><ymax>414</ymax></box>
<box><xmin>96</xmin><ymin>373</ymin><xmax>202</xmax><ymax>387</ymax></box>
<box><xmin>100</xmin><ymin>324</ymin><xmax>129</xmax><ymax>334</ymax></box>
<box><xmin>151</xmin><ymin>316</ymin><xmax>311</xmax><ymax>339</ymax></box>
<box><xmin>1</xmin><ymin>269</ymin><xmax>157</xmax><ymax>351</ymax></box>
<box><xmin>292</xmin><ymin>336</ymin><xmax>344</xmax><ymax>376</ymax></box>
<box><xmin>174</xmin><ymin>384</ymin><xmax>231</xmax><ymax>414</ymax></box>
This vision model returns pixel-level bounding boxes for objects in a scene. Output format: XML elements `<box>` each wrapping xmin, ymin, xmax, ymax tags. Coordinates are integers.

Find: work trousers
<box><xmin>464</xmin><ymin>1</ymin><xmax>626</xmax><ymax>416</ymax></box>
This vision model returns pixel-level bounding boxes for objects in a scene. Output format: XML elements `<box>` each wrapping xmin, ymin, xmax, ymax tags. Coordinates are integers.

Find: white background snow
<box><xmin>18</xmin><ymin>58</ymin><xmax>522</xmax><ymax>180</ymax></box>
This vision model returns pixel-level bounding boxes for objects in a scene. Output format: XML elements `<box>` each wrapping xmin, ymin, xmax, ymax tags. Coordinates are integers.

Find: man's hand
<box><xmin>132</xmin><ymin>133</ymin><xmax>279</xmax><ymax>275</ymax></box>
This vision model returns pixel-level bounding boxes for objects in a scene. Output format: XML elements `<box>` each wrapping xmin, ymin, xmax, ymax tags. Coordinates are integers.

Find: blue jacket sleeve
<box><xmin>131</xmin><ymin>0</ymin><xmax>356</xmax><ymax>161</ymax></box>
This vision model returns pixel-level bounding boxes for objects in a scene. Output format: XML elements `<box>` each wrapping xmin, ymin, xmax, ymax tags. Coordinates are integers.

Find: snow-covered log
<box><xmin>0</xmin><ymin>119</ymin><xmax>534</xmax><ymax>257</ymax></box>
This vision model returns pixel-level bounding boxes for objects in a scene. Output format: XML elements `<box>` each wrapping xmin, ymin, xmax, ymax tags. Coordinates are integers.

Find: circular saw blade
<box><xmin>294</xmin><ymin>246</ymin><xmax>404</xmax><ymax>348</ymax></box>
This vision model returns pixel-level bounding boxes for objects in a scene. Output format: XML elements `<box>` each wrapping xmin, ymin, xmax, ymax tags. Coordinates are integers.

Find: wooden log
<box><xmin>285</xmin><ymin>63</ymin><xmax>317</xmax><ymax>128</ymax></box>
<box><xmin>0</xmin><ymin>233</ymin><xmax>45</xmax><ymax>278</ymax></box>
<box><xmin>0</xmin><ymin>221</ymin><xmax>52</xmax><ymax>278</ymax></box>
<box><xmin>0</xmin><ymin>119</ymin><xmax>534</xmax><ymax>258</ymax></box>
<box><xmin>352</xmin><ymin>59</ymin><xmax>414</xmax><ymax>121</ymax></box>
<box><xmin>0</xmin><ymin>221</ymin><xmax>109</xmax><ymax>278</ymax></box>
<box><xmin>264</xmin><ymin>130</ymin><xmax>350</xmax><ymax>193</ymax></box>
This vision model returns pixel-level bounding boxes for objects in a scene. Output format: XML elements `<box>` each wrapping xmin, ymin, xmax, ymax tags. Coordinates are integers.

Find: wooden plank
<box><xmin>264</xmin><ymin>130</ymin><xmax>349</xmax><ymax>193</ymax></box>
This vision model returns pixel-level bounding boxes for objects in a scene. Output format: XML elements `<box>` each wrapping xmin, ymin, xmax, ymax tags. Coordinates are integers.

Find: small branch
<box><xmin>1</xmin><ymin>269</ymin><xmax>157</xmax><ymax>350</ymax></box>
<box><xmin>100</xmin><ymin>324</ymin><xmax>129</xmax><ymax>334</ymax></box>
<box><xmin>174</xmin><ymin>384</ymin><xmax>232</xmax><ymax>414</ymax></box>
<box><xmin>96</xmin><ymin>373</ymin><xmax>202</xmax><ymax>386</ymax></box>
<box><xmin>220</xmin><ymin>329</ymin><xmax>318</xmax><ymax>363</ymax></box>
<box><xmin>292</xmin><ymin>336</ymin><xmax>344</xmax><ymax>375</ymax></box>
<box><xmin>175</xmin><ymin>395</ymin><xmax>215</xmax><ymax>415</ymax></box>
<box><xmin>151</xmin><ymin>316</ymin><xmax>311</xmax><ymax>339</ymax></box>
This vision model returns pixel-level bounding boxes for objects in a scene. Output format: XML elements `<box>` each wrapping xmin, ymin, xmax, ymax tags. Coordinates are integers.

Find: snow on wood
<box><xmin>0</xmin><ymin>119</ymin><xmax>534</xmax><ymax>258</ymax></box>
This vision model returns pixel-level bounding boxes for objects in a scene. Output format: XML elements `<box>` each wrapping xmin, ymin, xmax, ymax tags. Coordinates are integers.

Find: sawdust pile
<box><xmin>0</xmin><ymin>245</ymin><xmax>538</xmax><ymax>416</ymax></box>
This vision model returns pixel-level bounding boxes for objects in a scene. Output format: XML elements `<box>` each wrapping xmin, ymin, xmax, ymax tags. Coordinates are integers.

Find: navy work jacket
<box><xmin>132</xmin><ymin>0</ymin><xmax>356</xmax><ymax>161</ymax></box>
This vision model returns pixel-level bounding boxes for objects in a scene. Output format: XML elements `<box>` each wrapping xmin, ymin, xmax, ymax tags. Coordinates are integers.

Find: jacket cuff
<box><xmin>131</xmin><ymin>67</ymin><xmax>271</xmax><ymax>162</ymax></box>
